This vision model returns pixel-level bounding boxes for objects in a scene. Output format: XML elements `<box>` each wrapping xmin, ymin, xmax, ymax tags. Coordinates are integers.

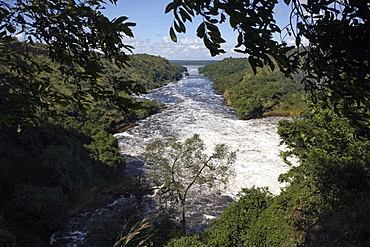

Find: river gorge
<box><xmin>51</xmin><ymin>66</ymin><xmax>291</xmax><ymax>245</ymax></box>
<box><xmin>115</xmin><ymin>66</ymin><xmax>290</xmax><ymax>195</ymax></box>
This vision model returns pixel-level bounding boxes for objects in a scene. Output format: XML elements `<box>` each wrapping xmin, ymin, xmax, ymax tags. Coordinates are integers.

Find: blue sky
<box><xmin>102</xmin><ymin>0</ymin><xmax>294</xmax><ymax>60</ymax></box>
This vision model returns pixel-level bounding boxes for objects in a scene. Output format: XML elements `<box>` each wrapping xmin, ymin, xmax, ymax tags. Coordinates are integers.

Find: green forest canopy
<box><xmin>0</xmin><ymin>0</ymin><xmax>369</xmax><ymax>246</ymax></box>
<box><xmin>199</xmin><ymin>57</ymin><xmax>307</xmax><ymax>119</ymax></box>
<box><xmin>0</xmin><ymin>47</ymin><xmax>185</xmax><ymax>246</ymax></box>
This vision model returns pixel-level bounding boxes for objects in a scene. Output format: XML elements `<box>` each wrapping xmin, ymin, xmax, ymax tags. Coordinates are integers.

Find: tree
<box><xmin>0</xmin><ymin>0</ymin><xmax>140</xmax><ymax>127</ymax></box>
<box><xmin>278</xmin><ymin>107</ymin><xmax>370</xmax><ymax>207</ymax></box>
<box><xmin>164</xmin><ymin>1</ymin><xmax>370</xmax><ymax>244</ymax></box>
<box><xmin>166</xmin><ymin>0</ymin><xmax>370</xmax><ymax>133</ymax></box>
<box><xmin>142</xmin><ymin>134</ymin><xmax>236</xmax><ymax>235</ymax></box>
<box><xmin>3</xmin><ymin>0</ymin><xmax>368</xmax><ymax>131</ymax></box>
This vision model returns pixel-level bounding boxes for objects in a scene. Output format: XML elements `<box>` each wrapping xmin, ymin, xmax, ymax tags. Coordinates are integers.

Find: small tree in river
<box><xmin>142</xmin><ymin>134</ymin><xmax>236</xmax><ymax>235</ymax></box>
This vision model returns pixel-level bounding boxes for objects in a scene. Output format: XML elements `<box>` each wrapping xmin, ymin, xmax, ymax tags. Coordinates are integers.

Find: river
<box><xmin>114</xmin><ymin>66</ymin><xmax>291</xmax><ymax>232</ymax></box>
<box><xmin>50</xmin><ymin>66</ymin><xmax>291</xmax><ymax>245</ymax></box>
<box><xmin>115</xmin><ymin>66</ymin><xmax>290</xmax><ymax>195</ymax></box>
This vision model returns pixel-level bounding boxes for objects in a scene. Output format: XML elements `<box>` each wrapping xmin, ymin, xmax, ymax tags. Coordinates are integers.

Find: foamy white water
<box><xmin>51</xmin><ymin>66</ymin><xmax>292</xmax><ymax>244</ymax></box>
<box><xmin>114</xmin><ymin>66</ymin><xmax>290</xmax><ymax>195</ymax></box>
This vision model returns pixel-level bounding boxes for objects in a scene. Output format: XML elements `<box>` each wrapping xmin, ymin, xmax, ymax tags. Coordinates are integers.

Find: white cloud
<box><xmin>124</xmin><ymin>31</ymin><xmax>311</xmax><ymax>60</ymax></box>
<box><xmin>12</xmin><ymin>32</ymin><xmax>25</xmax><ymax>41</ymax></box>
<box><xmin>122</xmin><ymin>33</ymin><xmax>251</xmax><ymax>60</ymax></box>
<box><xmin>285</xmin><ymin>36</ymin><xmax>309</xmax><ymax>47</ymax></box>
<box><xmin>121</xmin><ymin>35</ymin><xmax>220</xmax><ymax>59</ymax></box>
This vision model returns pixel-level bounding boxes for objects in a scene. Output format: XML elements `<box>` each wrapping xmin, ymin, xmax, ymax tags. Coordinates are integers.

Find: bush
<box><xmin>0</xmin><ymin>229</ymin><xmax>16</xmax><ymax>247</ymax></box>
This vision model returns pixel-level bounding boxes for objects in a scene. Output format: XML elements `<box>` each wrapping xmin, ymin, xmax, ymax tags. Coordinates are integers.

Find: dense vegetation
<box><xmin>113</xmin><ymin>54</ymin><xmax>186</xmax><ymax>90</ymax></box>
<box><xmin>164</xmin><ymin>0</ymin><xmax>370</xmax><ymax>245</ymax></box>
<box><xmin>199</xmin><ymin>58</ymin><xmax>307</xmax><ymax>119</ymax></box>
<box><xmin>167</xmin><ymin>106</ymin><xmax>370</xmax><ymax>246</ymax></box>
<box><xmin>0</xmin><ymin>41</ymin><xmax>185</xmax><ymax>246</ymax></box>
<box><xmin>1</xmin><ymin>0</ymin><xmax>369</xmax><ymax>246</ymax></box>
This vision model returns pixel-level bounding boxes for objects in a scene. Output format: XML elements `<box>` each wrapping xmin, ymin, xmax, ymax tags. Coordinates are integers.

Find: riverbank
<box><xmin>52</xmin><ymin>66</ymin><xmax>292</xmax><ymax>246</ymax></box>
<box><xmin>67</xmin><ymin>172</ymin><xmax>137</xmax><ymax>217</ymax></box>
<box><xmin>198</xmin><ymin>58</ymin><xmax>307</xmax><ymax>120</ymax></box>
<box><xmin>50</xmin><ymin>172</ymin><xmax>144</xmax><ymax>246</ymax></box>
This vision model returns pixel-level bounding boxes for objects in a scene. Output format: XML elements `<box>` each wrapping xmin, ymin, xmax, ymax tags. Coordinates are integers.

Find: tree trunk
<box><xmin>181</xmin><ymin>200</ymin><xmax>186</xmax><ymax>236</ymax></box>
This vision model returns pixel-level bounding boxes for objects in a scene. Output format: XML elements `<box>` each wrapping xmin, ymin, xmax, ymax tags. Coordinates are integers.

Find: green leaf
<box><xmin>113</xmin><ymin>16</ymin><xmax>129</xmax><ymax>25</ymax></box>
<box><xmin>174</xmin><ymin>20</ymin><xmax>180</xmax><ymax>32</ymax></box>
<box><xmin>266</xmin><ymin>56</ymin><xmax>275</xmax><ymax>71</ymax></box>
<box><xmin>196</xmin><ymin>22</ymin><xmax>205</xmax><ymax>38</ymax></box>
<box><xmin>165</xmin><ymin>2</ymin><xmax>178</xmax><ymax>14</ymax></box>
<box><xmin>248</xmin><ymin>56</ymin><xmax>258</xmax><ymax>74</ymax></box>
<box><xmin>205</xmin><ymin>22</ymin><xmax>218</xmax><ymax>32</ymax></box>
<box><xmin>170</xmin><ymin>27</ymin><xmax>177</xmax><ymax>42</ymax></box>
<box><xmin>6</xmin><ymin>25</ymin><xmax>16</xmax><ymax>33</ymax></box>
<box><xmin>177</xmin><ymin>19</ymin><xmax>186</xmax><ymax>32</ymax></box>
<box><xmin>220</xmin><ymin>13</ymin><xmax>226</xmax><ymax>23</ymax></box>
<box><xmin>295</xmin><ymin>35</ymin><xmax>301</xmax><ymax>47</ymax></box>
<box><xmin>179</xmin><ymin>8</ymin><xmax>192</xmax><ymax>22</ymax></box>
<box><xmin>174</xmin><ymin>20</ymin><xmax>184</xmax><ymax>33</ymax></box>
<box><xmin>209</xmin><ymin>31</ymin><xmax>226</xmax><ymax>44</ymax></box>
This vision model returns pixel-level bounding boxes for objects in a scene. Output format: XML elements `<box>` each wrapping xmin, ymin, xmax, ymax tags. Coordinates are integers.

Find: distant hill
<box><xmin>169</xmin><ymin>60</ymin><xmax>221</xmax><ymax>66</ymax></box>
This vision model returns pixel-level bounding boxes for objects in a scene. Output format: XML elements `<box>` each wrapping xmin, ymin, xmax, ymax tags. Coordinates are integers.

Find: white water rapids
<box><xmin>50</xmin><ymin>66</ymin><xmax>292</xmax><ymax>245</ymax></box>
<box><xmin>114</xmin><ymin>66</ymin><xmax>290</xmax><ymax>196</ymax></box>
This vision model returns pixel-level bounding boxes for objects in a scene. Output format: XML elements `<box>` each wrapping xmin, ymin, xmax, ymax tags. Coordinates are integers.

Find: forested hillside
<box><xmin>1</xmin><ymin>0</ymin><xmax>369</xmax><ymax>246</ymax></box>
<box><xmin>198</xmin><ymin>58</ymin><xmax>307</xmax><ymax>119</ymax></box>
<box><xmin>110</xmin><ymin>54</ymin><xmax>186</xmax><ymax>90</ymax></box>
<box><xmin>0</xmin><ymin>41</ymin><xmax>185</xmax><ymax>246</ymax></box>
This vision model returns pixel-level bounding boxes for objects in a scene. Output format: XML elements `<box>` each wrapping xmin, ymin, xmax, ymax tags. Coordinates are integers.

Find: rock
<box><xmin>115</xmin><ymin>123</ymin><xmax>139</xmax><ymax>132</ymax></box>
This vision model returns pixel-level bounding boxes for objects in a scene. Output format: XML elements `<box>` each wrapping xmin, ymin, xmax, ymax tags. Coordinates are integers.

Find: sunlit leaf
<box><xmin>170</xmin><ymin>26</ymin><xmax>177</xmax><ymax>42</ymax></box>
